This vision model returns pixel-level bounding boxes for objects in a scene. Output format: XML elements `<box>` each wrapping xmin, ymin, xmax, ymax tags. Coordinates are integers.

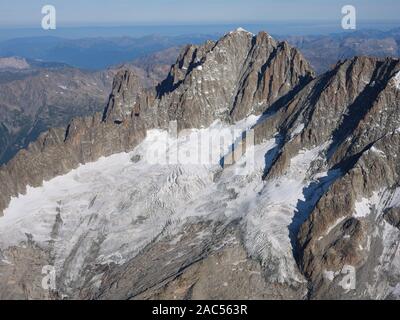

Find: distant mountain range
<box><xmin>0</xmin><ymin>59</ymin><xmax>113</xmax><ymax>165</ymax></box>
<box><xmin>1</xmin><ymin>28</ymin><xmax>399</xmax><ymax>73</ymax></box>
<box><xmin>0</xmin><ymin>35</ymin><xmax>216</xmax><ymax>70</ymax></box>
<box><xmin>283</xmin><ymin>27</ymin><xmax>400</xmax><ymax>73</ymax></box>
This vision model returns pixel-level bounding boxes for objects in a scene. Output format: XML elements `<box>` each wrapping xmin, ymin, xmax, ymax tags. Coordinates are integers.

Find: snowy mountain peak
<box><xmin>226</xmin><ymin>27</ymin><xmax>254</xmax><ymax>36</ymax></box>
<box><xmin>236</xmin><ymin>27</ymin><xmax>251</xmax><ymax>33</ymax></box>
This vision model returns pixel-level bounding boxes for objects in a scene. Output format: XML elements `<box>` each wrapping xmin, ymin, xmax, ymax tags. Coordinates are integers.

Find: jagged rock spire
<box><xmin>103</xmin><ymin>69</ymin><xmax>143</xmax><ymax>124</ymax></box>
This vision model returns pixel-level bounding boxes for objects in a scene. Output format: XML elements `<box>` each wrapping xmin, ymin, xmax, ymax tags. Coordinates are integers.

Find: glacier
<box><xmin>0</xmin><ymin>115</ymin><xmax>333</xmax><ymax>294</ymax></box>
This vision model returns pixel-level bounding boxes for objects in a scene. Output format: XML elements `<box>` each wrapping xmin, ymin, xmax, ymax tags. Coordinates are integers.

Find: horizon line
<box><xmin>2</xmin><ymin>18</ymin><xmax>400</xmax><ymax>29</ymax></box>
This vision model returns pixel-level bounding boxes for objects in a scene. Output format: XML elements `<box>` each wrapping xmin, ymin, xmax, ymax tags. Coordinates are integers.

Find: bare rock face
<box><xmin>0</xmin><ymin>242</ymin><xmax>51</xmax><ymax>299</ymax></box>
<box><xmin>103</xmin><ymin>70</ymin><xmax>144</xmax><ymax>123</ymax></box>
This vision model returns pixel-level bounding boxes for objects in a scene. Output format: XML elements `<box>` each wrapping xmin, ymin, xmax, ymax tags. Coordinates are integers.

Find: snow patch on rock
<box><xmin>290</xmin><ymin>123</ymin><xmax>305</xmax><ymax>139</ymax></box>
<box><xmin>325</xmin><ymin>216</ymin><xmax>347</xmax><ymax>235</ymax></box>
<box><xmin>393</xmin><ymin>71</ymin><xmax>400</xmax><ymax>90</ymax></box>
<box><xmin>353</xmin><ymin>191</ymin><xmax>384</xmax><ymax>219</ymax></box>
<box><xmin>370</xmin><ymin>146</ymin><xmax>385</xmax><ymax>157</ymax></box>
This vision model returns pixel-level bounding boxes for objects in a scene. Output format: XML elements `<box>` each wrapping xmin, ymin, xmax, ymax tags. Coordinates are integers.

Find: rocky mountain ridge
<box><xmin>0</xmin><ymin>47</ymin><xmax>181</xmax><ymax>165</ymax></box>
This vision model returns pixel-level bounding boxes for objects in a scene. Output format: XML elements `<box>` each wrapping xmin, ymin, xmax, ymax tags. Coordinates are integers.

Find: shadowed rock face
<box><xmin>1</xmin><ymin>30</ymin><xmax>400</xmax><ymax>300</ymax></box>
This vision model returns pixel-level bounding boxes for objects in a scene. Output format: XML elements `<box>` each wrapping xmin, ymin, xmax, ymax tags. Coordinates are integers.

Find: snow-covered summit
<box><xmin>236</xmin><ymin>27</ymin><xmax>250</xmax><ymax>33</ymax></box>
<box><xmin>227</xmin><ymin>27</ymin><xmax>254</xmax><ymax>36</ymax></box>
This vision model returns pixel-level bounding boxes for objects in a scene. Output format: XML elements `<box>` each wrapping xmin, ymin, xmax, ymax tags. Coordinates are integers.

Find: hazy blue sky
<box><xmin>0</xmin><ymin>0</ymin><xmax>399</xmax><ymax>27</ymax></box>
